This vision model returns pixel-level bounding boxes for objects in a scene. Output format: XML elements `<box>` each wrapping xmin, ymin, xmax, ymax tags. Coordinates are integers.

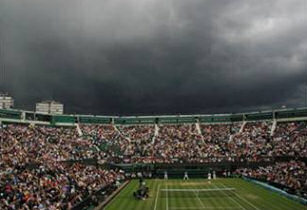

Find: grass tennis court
<box><xmin>104</xmin><ymin>178</ymin><xmax>306</xmax><ymax>210</ymax></box>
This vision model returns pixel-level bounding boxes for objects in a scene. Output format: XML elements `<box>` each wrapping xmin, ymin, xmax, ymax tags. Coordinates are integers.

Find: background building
<box><xmin>36</xmin><ymin>100</ymin><xmax>64</xmax><ymax>115</ymax></box>
<box><xmin>0</xmin><ymin>93</ymin><xmax>14</xmax><ymax>109</ymax></box>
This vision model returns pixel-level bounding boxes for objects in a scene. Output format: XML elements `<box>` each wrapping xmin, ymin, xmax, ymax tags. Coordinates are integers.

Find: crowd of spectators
<box><xmin>79</xmin><ymin>121</ymin><xmax>307</xmax><ymax>163</ymax></box>
<box><xmin>153</xmin><ymin>124</ymin><xmax>204</xmax><ymax>163</ymax></box>
<box><xmin>235</xmin><ymin>161</ymin><xmax>307</xmax><ymax>199</ymax></box>
<box><xmin>0</xmin><ymin>124</ymin><xmax>124</xmax><ymax>210</ymax></box>
<box><xmin>0</xmin><ymin>162</ymin><xmax>121</xmax><ymax>210</ymax></box>
<box><xmin>1</xmin><ymin>120</ymin><xmax>307</xmax><ymax>208</ymax></box>
<box><xmin>80</xmin><ymin>124</ymin><xmax>154</xmax><ymax>163</ymax></box>
<box><xmin>80</xmin><ymin>124</ymin><xmax>129</xmax><ymax>162</ymax></box>
<box><xmin>230</xmin><ymin>121</ymin><xmax>273</xmax><ymax>162</ymax></box>
<box><xmin>118</xmin><ymin>125</ymin><xmax>155</xmax><ymax>163</ymax></box>
<box><xmin>272</xmin><ymin>122</ymin><xmax>307</xmax><ymax>157</ymax></box>
<box><xmin>200</xmin><ymin>123</ymin><xmax>241</xmax><ymax>162</ymax></box>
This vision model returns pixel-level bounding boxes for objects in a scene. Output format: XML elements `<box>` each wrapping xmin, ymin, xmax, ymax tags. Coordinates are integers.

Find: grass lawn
<box><xmin>104</xmin><ymin>178</ymin><xmax>306</xmax><ymax>210</ymax></box>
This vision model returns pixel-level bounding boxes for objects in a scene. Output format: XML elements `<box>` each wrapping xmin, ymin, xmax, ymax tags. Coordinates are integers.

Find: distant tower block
<box><xmin>36</xmin><ymin>100</ymin><xmax>64</xmax><ymax>115</ymax></box>
<box><xmin>0</xmin><ymin>93</ymin><xmax>14</xmax><ymax>109</ymax></box>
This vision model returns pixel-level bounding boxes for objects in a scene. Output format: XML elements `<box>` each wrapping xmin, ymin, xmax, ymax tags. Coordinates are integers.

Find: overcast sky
<box><xmin>0</xmin><ymin>0</ymin><xmax>307</xmax><ymax>115</ymax></box>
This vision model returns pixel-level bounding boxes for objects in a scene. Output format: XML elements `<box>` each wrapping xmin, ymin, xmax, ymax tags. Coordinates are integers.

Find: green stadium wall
<box><xmin>1</xmin><ymin>107</ymin><xmax>307</xmax><ymax>125</ymax></box>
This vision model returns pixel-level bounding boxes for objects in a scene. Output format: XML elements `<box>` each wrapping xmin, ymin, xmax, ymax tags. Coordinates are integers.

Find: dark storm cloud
<box><xmin>0</xmin><ymin>0</ymin><xmax>306</xmax><ymax>115</ymax></box>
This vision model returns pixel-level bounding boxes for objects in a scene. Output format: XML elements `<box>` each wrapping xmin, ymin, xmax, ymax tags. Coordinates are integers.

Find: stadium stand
<box><xmin>0</xmin><ymin>108</ymin><xmax>306</xmax><ymax>208</ymax></box>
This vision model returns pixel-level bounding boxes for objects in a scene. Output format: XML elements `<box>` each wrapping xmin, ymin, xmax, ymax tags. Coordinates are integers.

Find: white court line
<box><xmin>166</xmin><ymin>181</ymin><xmax>169</xmax><ymax>210</ymax></box>
<box><xmin>154</xmin><ymin>183</ymin><xmax>161</xmax><ymax>210</ymax></box>
<box><xmin>212</xmin><ymin>182</ymin><xmax>246</xmax><ymax>210</ymax></box>
<box><xmin>202</xmin><ymin>181</ymin><xmax>220</xmax><ymax>208</ymax></box>
<box><xmin>193</xmin><ymin>188</ymin><xmax>206</xmax><ymax>208</ymax></box>
<box><xmin>232</xmin><ymin>194</ymin><xmax>260</xmax><ymax>210</ymax></box>
<box><xmin>219</xmin><ymin>183</ymin><xmax>260</xmax><ymax>210</ymax></box>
